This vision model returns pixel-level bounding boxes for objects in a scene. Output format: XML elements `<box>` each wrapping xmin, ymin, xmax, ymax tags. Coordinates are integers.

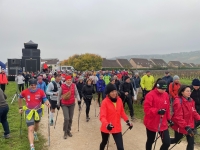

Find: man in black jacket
<box><xmin>120</xmin><ymin>76</ymin><xmax>134</xmax><ymax>121</ymax></box>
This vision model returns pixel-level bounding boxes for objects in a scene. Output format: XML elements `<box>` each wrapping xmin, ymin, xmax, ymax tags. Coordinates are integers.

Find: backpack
<box><xmin>52</xmin><ymin>81</ymin><xmax>62</xmax><ymax>92</ymax></box>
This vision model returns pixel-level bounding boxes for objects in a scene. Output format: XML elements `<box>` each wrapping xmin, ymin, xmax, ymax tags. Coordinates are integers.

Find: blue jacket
<box><xmin>96</xmin><ymin>79</ymin><xmax>106</xmax><ymax>92</ymax></box>
<box><xmin>37</xmin><ymin>81</ymin><xmax>47</xmax><ymax>93</ymax></box>
<box><xmin>133</xmin><ymin>76</ymin><xmax>141</xmax><ymax>88</ymax></box>
<box><xmin>162</xmin><ymin>75</ymin><xmax>173</xmax><ymax>92</ymax></box>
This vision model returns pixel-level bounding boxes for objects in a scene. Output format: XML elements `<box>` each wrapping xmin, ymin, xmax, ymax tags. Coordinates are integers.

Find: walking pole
<box><xmin>94</xmin><ymin>94</ymin><xmax>96</xmax><ymax>117</ymax></box>
<box><xmin>114</xmin><ymin>127</ymin><xmax>130</xmax><ymax>145</ymax></box>
<box><xmin>54</xmin><ymin>110</ymin><xmax>59</xmax><ymax>129</ymax></box>
<box><xmin>78</xmin><ymin>102</ymin><xmax>85</xmax><ymax>132</ymax></box>
<box><xmin>97</xmin><ymin>112</ymin><xmax>100</xmax><ymax>117</ymax></box>
<box><xmin>153</xmin><ymin>125</ymin><xmax>170</xmax><ymax>143</ymax></box>
<box><xmin>48</xmin><ymin>107</ymin><xmax>50</xmax><ymax>146</ymax></box>
<box><xmin>153</xmin><ymin>116</ymin><xmax>163</xmax><ymax>150</ymax></box>
<box><xmin>20</xmin><ymin>114</ymin><xmax>22</xmax><ymax>136</ymax></box>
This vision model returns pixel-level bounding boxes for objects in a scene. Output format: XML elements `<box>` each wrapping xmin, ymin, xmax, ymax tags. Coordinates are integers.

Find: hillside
<box><xmin>112</xmin><ymin>50</ymin><xmax>200</xmax><ymax>64</ymax></box>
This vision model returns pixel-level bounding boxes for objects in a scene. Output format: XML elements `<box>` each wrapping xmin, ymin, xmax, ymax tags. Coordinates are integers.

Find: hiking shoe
<box><xmin>67</xmin><ymin>132</ymin><xmax>73</xmax><ymax>137</ymax></box>
<box><xmin>34</xmin><ymin>132</ymin><xmax>39</xmax><ymax>141</ymax></box>
<box><xmin>30</xmin><ymin>146</ymin><xmax>35</xmax><ymax>150</ymax></box>
<box><xmin>50</xmin><ymin>120</ymin><xmax>54</xmax><ymax>126</ymax></box>
<box><xmin>4</xmin><ymin>134</ymin><xmax>10</xmax><ymax>139</ymax></box>
<box><xmin>86</xmin><ymin>117</ymin><xmax>90</xmax><ymax>122</ymax></box>
<box><xmin>131</xmin><ymin>116</ymin><xmax>135</xmax><ymax>121</ymax></box>
<box><xmin>63</xmin><ymin>132</ymin><xmax>67</xmax><ymax>139</ymax></box>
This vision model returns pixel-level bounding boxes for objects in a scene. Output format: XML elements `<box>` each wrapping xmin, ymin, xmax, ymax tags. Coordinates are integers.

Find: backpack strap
<box><xmin>179</xmin><ymin>98</ymin><xmax>183</xmax><ymax>104</ymax></box>
<box><xmin>52</xmin><ymin>81</ymin><xmax>57</xmax><ymax>92</ymax></box>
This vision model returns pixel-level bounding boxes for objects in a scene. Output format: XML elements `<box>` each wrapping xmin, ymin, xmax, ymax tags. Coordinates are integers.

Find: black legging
<box><xmin>78</xmin><ymin>93</ymin><xmax>83</xmax><ymax>105</ymax></box>
<box><xmin>18</xmin><ymin>84</ymin><xmax>24</xmax><ymax>92</ymax></box>
<box><xmin>146</xmin><ymin>128</ymin><xmax>170</xmax><ymax>150</ymax></box>
<box><xmin>170</xmin><ymin>131</ymin><xmax>194</xmax><ymax>150</ymax></box>
<box><xmin>123</xmin><ymin>96</ymin><xmax>134</xmax><ymax>117</ymax></box>
<box><xmin>84</xmin><ymin>99</ymin><xmax>91</xmax><ymax>117</ymax></box>
<box><xmin>25</xmin><ymin>81</ymin><xmax>29</xmax><ymax>88</ymax></box>
<box><xmin>0</xmin><ymin>84</ymin><xmax>6</xmax><ymax>92</ymax></box>
<box><xmin>97</xmin><ymin>92</ymin><xmax>104</xmax><ymax>106</ymax></box>
<box><xmin>100</xmin><ymin>132</ymin><xmax>124</xmax><ymax>150</ymax></box>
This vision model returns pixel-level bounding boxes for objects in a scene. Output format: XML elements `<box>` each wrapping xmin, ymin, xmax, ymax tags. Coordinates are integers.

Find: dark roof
<box><xmin>150</xmin><ymin>59</ymin><xmax>168</xmax><ymax>66</ymax></box>
<box><xmin>116</xmin><ymin>59</ymin><xmax>132</xmax><ymax>68</ymax></box>
<box><xmin>102</xmin><ymin>59</ymin><xmax>121</xmax><ymax>68</ymax></box>
<box><xmin>168</xmin><ymin>61</ymin><xmax>182</xmax><ymax>66</ymax></box>
<box><xmin>41</xmin><ymin>58</ymin><xmax>59</xmax><ymax>64</ymax></box>
<box><xmin>130</xmin><ymin>58</ymin><xmax>150</xmax><ymax>67</ymax></box>
<box><xmin>190</xmin><ymin>63</ymin><xmax>196</xmax><ymax>67</ymax></box>
<box><xmin>24</xmin><ymin>40</ymin><xmax>38</xmax><ymax>49</ymax></box>
<box><xmin>182</xmin><ymin>63</ymin><xmax>191</xmax><ymax>68</ymax></box>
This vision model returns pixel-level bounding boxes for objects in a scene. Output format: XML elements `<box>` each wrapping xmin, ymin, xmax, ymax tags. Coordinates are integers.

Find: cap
<box><xmin>156</xmin><ymin>80</ymin><xmax>167</xmax><ymax>89</ymax></box>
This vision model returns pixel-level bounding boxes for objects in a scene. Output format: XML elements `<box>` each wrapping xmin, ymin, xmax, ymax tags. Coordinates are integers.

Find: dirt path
<box><xmin>40</xmin><ymin>100</ymin><xmax>199</xmax><ymax>150</ymax></box>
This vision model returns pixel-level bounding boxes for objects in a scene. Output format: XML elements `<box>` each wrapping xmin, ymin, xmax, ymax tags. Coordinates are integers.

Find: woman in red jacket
<box><xmin>170</xmin><ymin>85</ymin><xmax>200</xmax><ymax>150</ymax></box>
<box><xmin>99</xmin><ymin>83</ymin><xmax>133</xmax><ymax>150</ymax></box>
<box><xmin>144</xmin><ymin>79</ymin><xmax>173</xmax><ymax>150</ymax></box>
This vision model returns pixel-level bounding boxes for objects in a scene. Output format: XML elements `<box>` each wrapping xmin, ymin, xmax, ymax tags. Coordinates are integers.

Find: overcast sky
<box><xmin>0</xmin><ymin>0</ymin><xmax>200</xmax><ymax>63</ymax></box>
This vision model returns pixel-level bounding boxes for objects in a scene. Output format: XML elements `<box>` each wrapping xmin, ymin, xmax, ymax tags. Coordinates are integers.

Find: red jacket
<box><xmin>61</xmin><ymin>83</ymin><xmax>75</xmax><ymax>106</ymax></box>
<box><xmin>144</xmin><ymin>88</ymin><xmax>171</xmax><ymax>132</ymax></box>
<box><xmin>0</xmin><ymin>73</ymin><xmax>8</xmax><ymax>84</ymax></box>
<box><xmin>100</xmin><ymin>96</ymin><xmax>128</xmax><ymax>133</ymax></box>
<box><xmin>169</xmin><ymin>82</ymin><xmax>181</xmax><ymax>99</ymax></box>
<box><xmin>171</xmin><ymin>97</ymin><xmax>200</xmax><ymax>134</ymax></box>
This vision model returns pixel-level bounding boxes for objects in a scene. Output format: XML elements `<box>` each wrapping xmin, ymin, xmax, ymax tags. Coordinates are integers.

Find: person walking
<box><xmin>96</xmin><ymin>75</ymin><xmax>106</xmax><ymax>107</ymax></box>
<box><xmin>190</xmin><ymin>79</ymin><xmax>200</xmax><ymax>134</ymax></box>
<box><xmin>140</xmin><ymin>70</ymin><xmax>154</xmax><ymax>104</ymax></box>
<box><xmin>15</xmin><ymin>72</ymin><xmax>25</xmax><ymax>92</ymax></box>
<box><xmin>133</xmin><ymin>72</ymin><xmax>141</xmax><ymax>101</ymax></box>
<box><xmin>25</xmin><ymin>72</ymin><xmax>32</xmax><ymax>88</ymax></box>
<box><xmin>18</xmin><ymin>79</ymin><xmax>50</xmax><ymax>150</ymax></box>
<box><xmin>57</xmin><ymin>75</ymin><xmax>80</xmax><ymax>139</ymax></box>
<box><xmin>113</xmin><ymin>75</ymin><xmax>120</xmax><ymax>91</ymax></box>
<box><xmin>162</xmin><ymin>71</ymin><xmax>173</xmax><ymax>94</ymax></box>
<box><xmin>46</xmin><ymin>74</ymin><xmax>62</xmax><ymax>126</ymax></box>
<box><xmin>89</xmin><ymin>72</ymin><xmax>98</xmax><ymax>92</ymax></box>
<box><xmin>99</xmin><ymin>83</ymin><xmax>133</xmax><ymax>150</ymax></box>
<box><xmin>0</xmin><ymin>88</ymin><xmax>10</xmax><ymax>139</ymax></box>
<box><xmin>103</xmin><ymin>71</ymin><xmax>111</xmax><ymax>85</ymax></box>
<box><xmin>76</xmin><ymin>77</ymin><xmax>85</xmax><ymax>110</ymax></box>
<box><xmin>37</xmin><ymin>76</ymin><xmax>47</xmax><ymax>93</ymax></box>
<box><xmin>42</xmin><ymin>74</ymin><xmax>49</xmax><ymax>86</ymax></box>
<box><xmin>169</xmin><ymin>75</ymin><xmax>181</xmax><ymax>103</ymax></box>
<box><xmin>119</xmin><ymin>76</ymin><xmax>134</xmax><ymax>121</ymax></box>
<box><xmin>170</xmin><ymin>85</ymin><xmax>200</xmax><ymax>150</ymax></box>
<box><xmin>144</xmin><ymin>79</ymin><xmax>172</xmax><ymax>150</ymax></box>
<box><xmin>0</xmin><ymin>68</ymin><xmax>8</xmax><ymax>92</ymax></box>
<box><xmin>82</xmin><ymin>78</ymin><xmax>95</xmax><ymax>122</ymax></box>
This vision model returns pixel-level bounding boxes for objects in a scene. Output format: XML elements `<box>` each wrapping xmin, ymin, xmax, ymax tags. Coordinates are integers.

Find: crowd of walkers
<box><xmin>0</xmin><ymin>68</ymin><xmax>200</xmax><ymax>150</ymax></box>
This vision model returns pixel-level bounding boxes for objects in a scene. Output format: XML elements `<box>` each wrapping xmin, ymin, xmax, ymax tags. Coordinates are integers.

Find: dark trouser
<box><xmin>97</xmin><ymin>92</ymin><xmax>104</xmax><ymax>106</ymax></box>
<box><xmin>25</xmin><ymin>81</ymin><xmax>29</xmax><ymax>88</ymax></box>
<box><xmin>146</xmin><ymin>128</ymin><xmax>170</xmax><ymax>150</ymax></box>
<box><xmin>123</xmin><ymin>96</ymin><xmax>134</xmax><ymax>117</ymax></box>
<box><xmin>170</xmin><ymin>131</ymin><xmax>194</xmax><ymax>150</ymax></box>
<box><xmin>78</xmin><ymin>93</ymin><xmax>83</xmax><ymax>105</ymax></box>
<box><xmin>141</xmin><ymin>90</ymin><xmax>150</xmax><ymax>104</ymax></box>
<box><xmin>0</xmin><ymin>84</ymin><xmax>6</xmax><ymax>92</ymax></box>
<box><xmin>61</xmin><ymin>104</ymin><xmax>75</xmax><ymax>133</ymax></box>
<box><xmin>100</xmin><ymin>132</ymin><xmax>124</xmax><ymax>150</ymax></box>
<box><xmin>18</xmin><ymin>84</ymin><xmax>24</xmax><ymax>92</ymax></box>
<box><xmin>93</xmin><ymin>84</ymin><xmax>97</xmax><ymax>92</ymax></box>
<box><xmin>0</xmin><ymin>105</ymin><xmax>10</xmax><ymax>135</ymax></box>
<box><xmin>84</xmin><ymin>99</ymin><xmax>92</xmax><ymax>117</ymax></box>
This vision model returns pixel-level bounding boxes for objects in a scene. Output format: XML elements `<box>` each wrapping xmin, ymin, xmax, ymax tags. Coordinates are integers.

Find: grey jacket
<box><xmin>0</xmin><ymin>89</ymin><xmax>7</xmax><ymax>108</ymax></box>
<box><xmin>46</xmin><ymin>81</ymin><xmax>61</xmax><ymax>101</ymax></box>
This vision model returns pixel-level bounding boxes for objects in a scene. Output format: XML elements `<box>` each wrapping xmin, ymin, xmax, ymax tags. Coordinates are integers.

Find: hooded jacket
<box><xmin>144</xmin><ymin>88</ymin><xmax>170</xmax><ymax>132</ymax></box>
<box><xmin>191</xmin><ymin>88</ymin><xmax>200</xmax><ymax>114</ymax></box>
<box><xmin>140</xmin><ymin>75</ymin><xmax>154</xmax><ymax>91</ymax></box>
<box><xmin>96</xmin><ymin>79</ymin><xmax>106</xmax><ymax>92</ymax></box>
<box><xmin>100</xmin><ymin>96</ymin><xmax>128</xmax><ymax>133</ymax></box>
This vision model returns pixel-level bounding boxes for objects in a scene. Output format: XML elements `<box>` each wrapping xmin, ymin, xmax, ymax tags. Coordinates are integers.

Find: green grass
<box><xmin>126</xmin><ymin>78</ymin><xmax>200</xmax><ymax>145</ymax></box>
<box><xmin>0</xmin><ymin>82</ymin><xmax>47</xmax><ymax>150</ymax></box>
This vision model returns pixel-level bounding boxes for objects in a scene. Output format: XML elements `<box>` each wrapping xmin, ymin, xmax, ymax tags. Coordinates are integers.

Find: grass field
<box><xmin>0</xmin><ymin>82</ymin><xmax>47</xmax><ymax>150</ymax></box>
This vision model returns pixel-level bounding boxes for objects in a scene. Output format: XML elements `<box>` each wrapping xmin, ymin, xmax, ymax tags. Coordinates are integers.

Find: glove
<box><xmin>158</xmin><ymin>109</ymin><xmax>166</xmax><ymax>115</ymax></box>
<box><xmin>107</xmin><ymin>123</ymin><xmax>114</xmax><ymax>131</ymax></box>
<box><xmin>185</xmin><ymin>126</ymin><xmax>194</xmax><ymax>137</ymax></box>
<box><xmin>126</xmin><ymin>120</ymin><xmax>133</xmax><ymax>130</ymax></box>
<box><xmin>56</xmin><ymin>104</ymin><xmax>60</xmax><ymax>110</ymax></box>
<box><xmin>168</xmin><ymin>120</ymin><xmax>174</xmax><ymax>127</ymax></box>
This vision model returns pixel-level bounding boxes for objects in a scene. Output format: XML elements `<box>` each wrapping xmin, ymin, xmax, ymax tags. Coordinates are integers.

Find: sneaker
<box><xmin>30</xmin><ymin>146</ymin><xmax>35</xmax><ymax>150</ymax></box>
<box><xmin>34</xmin><ymin>132</ymin><xmax>39</xmax><ymax>141</ymax></box>
<box><xmin>67</xmin><ymin>132</ymin><xmax>73</xmax><ymax>137</ymax></box>
<box><xmin>63</xmin><ymin>132</ymin><xmax>67</xmax><ymax>139</ymax></box>
<box><xmin>50</xmin><ymin>120</ymin><xmax>54</xmax><ymax>126</ymax></box>
<box><xmin>4</xmin><ymin>134</ymin><xmax>10</xmax><ymax>139</ymax></box>
<box><xmin>86</xmin><ymin>116</ymin><xmax>90</xmax><ymax>122</ymax></box>
<box><xmin>131</xmin><ymin>116</ymin><xmax>135</xmax><ymax>121</ymax></box>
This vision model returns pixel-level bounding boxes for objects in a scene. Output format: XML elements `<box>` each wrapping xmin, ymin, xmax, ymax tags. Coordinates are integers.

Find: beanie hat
<box><xmin>156</xmin><ymin>80</ymin><xmax>167</xmax><ymax>89</ymax></box>
<box><xmin>105</xmin><ymin>83</ymin><xmax>117</xmax><ymax>95</ymax></box>
<box><xmin>192</xmin><ymin>79</ymin><xmax>200</xmax><ymax>86</ymax></box>
<box><xmin>29</xmin><ymin>79</ymin><xmax>37</xmax><ymax>85</ymax></box>
<box><xmin>124</xmin><ymin>76</ymin><xmax>130</xmax><ymax>81</ymax></box>
<box><xmin>173</xmin><ymin>75</ymin><xmax>180</xmax><ymax>81</ymax></box>
<box><xmin>65</xmin><ymin>75</ymin><xmax>72</xmax><ymax>81</ymax></box>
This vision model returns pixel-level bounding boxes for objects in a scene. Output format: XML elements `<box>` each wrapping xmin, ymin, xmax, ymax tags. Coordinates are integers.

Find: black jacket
<box><xmin>76</xmin><ymin>82</ymin><xmax>85</xmax><ymax>94</ymax></box>
<box><xmin>191</xmin><ymin>88</ymin><xmax>200</xmax><ymax>114</ymax></box>
<box><xmin>25</xmin><ymin>74</ymin><xmax>31</xmax><ymax>82</ymax></box>
<box><xmin>82</xmin><ymin>84</ymin><xmax>95</xmax><ymax>100</ymax></box>
<box><xmin>115</xmin><ymin>79</ymin><xmax>120</xmax><ymax>91</ymax></box>
<box><xmin>120</xmin><ymin>82</ymin><xmax>134</xmax><ymax>100</ymax></box>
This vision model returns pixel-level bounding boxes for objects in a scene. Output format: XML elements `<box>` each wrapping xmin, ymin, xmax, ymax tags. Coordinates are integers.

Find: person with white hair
<box><xmin>42</xmin><ymin>74</ymin><xmax>49</xmax><ymax>86</ymax></box>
